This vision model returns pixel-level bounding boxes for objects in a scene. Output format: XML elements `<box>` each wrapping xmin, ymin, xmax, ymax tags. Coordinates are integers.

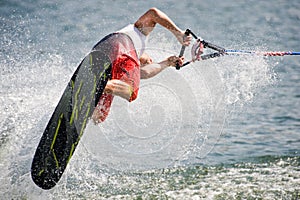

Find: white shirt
<box><xmin>117</xmin><ymin>24</ymin><xmax>148</xmax><ymax>58</ymax></box>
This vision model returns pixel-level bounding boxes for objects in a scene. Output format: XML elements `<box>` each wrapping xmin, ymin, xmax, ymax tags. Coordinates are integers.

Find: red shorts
<box><xmin>92</xmin><ymin>33</ymin><xmax>140</xmax><ymax>123</ymax></box>
<box><xmin>94</xmin><ymin>54</ymin><xmax>140</xmax><ymax>123</ymax></box>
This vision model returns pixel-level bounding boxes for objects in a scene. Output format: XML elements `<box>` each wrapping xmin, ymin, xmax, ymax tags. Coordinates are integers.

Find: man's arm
<box><xmin>134</xmin><ymin>7</ymin><xmax>191</xmax><ymax>46</ymax></box>
<box><xmin>140</xmin><ymin>56</ymin><xmax>184</xmax><ymax>79</ymax></box>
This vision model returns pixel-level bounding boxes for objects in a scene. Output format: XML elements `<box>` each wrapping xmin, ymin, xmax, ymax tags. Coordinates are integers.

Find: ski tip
<box><xmin>31</xmin><ymin>168</ymin><xmax>59</xmax><ymax>190</ymax></box>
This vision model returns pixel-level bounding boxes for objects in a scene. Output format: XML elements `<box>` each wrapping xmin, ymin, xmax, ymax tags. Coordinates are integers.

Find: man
<box><xmin>92</xmin><ymin>7</ymin><xmax>194</xmax><ymax>123</ymax></box>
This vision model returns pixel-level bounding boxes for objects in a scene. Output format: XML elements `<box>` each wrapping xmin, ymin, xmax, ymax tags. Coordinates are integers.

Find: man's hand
<box><xmin>175</xmin><ymin>30</ymin><xmax>192</xmax><ymax>46</ymax></box>
<box><xmin>167</xmin><ymin>56</ymin><xmax>184</xmax><ymax>67</ymax></box>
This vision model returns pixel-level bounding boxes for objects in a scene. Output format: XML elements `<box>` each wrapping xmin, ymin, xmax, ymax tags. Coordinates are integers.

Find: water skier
<box><xmin>92</xmin><ymin>7</ymin><xmax>199</xmax><ymax>123</ymax></box>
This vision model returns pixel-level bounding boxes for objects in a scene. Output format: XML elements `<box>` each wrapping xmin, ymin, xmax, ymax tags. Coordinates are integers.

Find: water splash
<box><xmin>80</xmin><ymin>30</ymin><xmax>280</xmax><ymax>172</ymax></box>
<box><xmin>216</xmin><ymin>54</ymin><xmax>277</xmax><ymax>105</ymax></box>
<box><xmin>0</xmin><ymin>2</ymin><xmax>289</xmax><ymax>199</ymax></box>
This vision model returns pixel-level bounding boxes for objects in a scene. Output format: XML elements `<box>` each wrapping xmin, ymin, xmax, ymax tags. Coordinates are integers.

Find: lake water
<box><xmin>1</xmin><ymin>0</ymin><xmax>299</xmax><ymax>199</ymax></box>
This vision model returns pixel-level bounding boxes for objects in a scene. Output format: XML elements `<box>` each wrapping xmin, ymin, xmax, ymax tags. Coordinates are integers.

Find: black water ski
<box><xmin>31</xmin><ymin>50</ymin><xmax>111</xmax><ymax>190</ymax></box>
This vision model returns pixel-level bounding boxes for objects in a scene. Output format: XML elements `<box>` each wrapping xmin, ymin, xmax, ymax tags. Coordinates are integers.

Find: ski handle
<box><xmin>175</xmin><ymin>29</ymin><xmax>190</xmax><ymax>70</ymax></box>
<box><xmin>176</xmin><ymin>29</ymin><xmax>226</xmax><ymax>70</ymax></box>
<box><xmin>176</xmin><ymin>29</ymin><xmax>300</xmax><ymax>69</ymax></box>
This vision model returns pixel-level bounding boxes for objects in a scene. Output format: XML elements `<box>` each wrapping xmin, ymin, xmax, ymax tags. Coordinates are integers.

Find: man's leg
<box><xmin>92</xmin><ymin>54</ymin><xmax>139</xmax><ymax>124</ymax></box>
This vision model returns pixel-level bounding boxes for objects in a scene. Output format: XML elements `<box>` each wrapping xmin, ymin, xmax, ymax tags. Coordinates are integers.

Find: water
<box><xmin>1</xmin><ymin>0</ymin><xmax>299</xmax><ymax>199</ymax></box>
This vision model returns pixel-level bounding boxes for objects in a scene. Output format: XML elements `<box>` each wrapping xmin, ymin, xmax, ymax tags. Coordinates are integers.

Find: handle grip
<box><xmin>201</xmin><ymin>41</ymin><xmax>225</xmax><ymax>52</ymax></box>
<box><xmin>176</xmin><ymin>29</ymin><xmax>190</xmax><ymax>70</ymax></box>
